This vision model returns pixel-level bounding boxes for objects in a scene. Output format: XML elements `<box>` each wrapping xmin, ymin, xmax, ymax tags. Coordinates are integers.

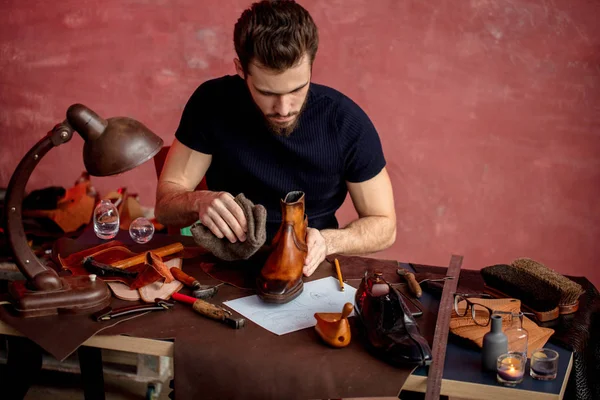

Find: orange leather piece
<box><xmin>257</xmin><ymin>192</ymin><xmax>307</xmax><ymax>303</ymax></box>
<box><xmin>129</xmin><ymin>252</ymin><xmax>175</xmax><ymax>290</ymax></box>
<box><xmin>23</xmin><ymin>174</ymin><xmax>95</xmax><ymax>233</ymax></box>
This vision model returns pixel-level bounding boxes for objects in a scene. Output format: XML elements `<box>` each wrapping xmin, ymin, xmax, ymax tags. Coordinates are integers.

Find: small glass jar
<box><xmin>497</xmin><ymin>352</ymin><xmax>526</xmax><ymax>386</ymax></box>
<box><xmin>129</xmin><ymin>217</ymin><xmax>155</xmax><ymax>244</ymax></box>
<box><xmin>505</xmin><ymin>311</ymin><xmax>528</xmax><ymax>358</ymax></box>
<box><xmin>530</xmin><ymin>348</ymin><xmax>559</xmax><ymax>380</ymax></box>
<box><xmin>93</xmin><ymin>199</ymin><xmax>119</xmax><ymax>240</ymax></box>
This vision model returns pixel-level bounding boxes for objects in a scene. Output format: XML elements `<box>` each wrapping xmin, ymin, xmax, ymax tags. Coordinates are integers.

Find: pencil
<box><xmin>334</xmin><ymin>258</ymin><xmax>344</xmax><ymax>291</ymax></box>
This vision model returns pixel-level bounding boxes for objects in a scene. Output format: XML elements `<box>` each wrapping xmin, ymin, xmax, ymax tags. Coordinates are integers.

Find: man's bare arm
<box><xmin>303</xmin><ymin>168</ymin><xmax>396</xmax><ymax>275</ymax></box>
<box><xmin>155</xmin><ymin>139</ymin><xmax>247</xmax><ymax>242</ymax></box>
<box><xmin>155</xmin><ymin>139</ymin><xmax>211</xmax><ymax>227</ymax></box>
<box><xmin>324</xmin><ymin>167</ymin><xmax>396</xmax><ymax>254</ymax></box>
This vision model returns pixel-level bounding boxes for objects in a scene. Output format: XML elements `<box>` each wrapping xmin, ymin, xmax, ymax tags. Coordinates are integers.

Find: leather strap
<box><xmin>92</xmin><ymin>299</ymin><xmax>174</xmax><ymax>322</ymax></box>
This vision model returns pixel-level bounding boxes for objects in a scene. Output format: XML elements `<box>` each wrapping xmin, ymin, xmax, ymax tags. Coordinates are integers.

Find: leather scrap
<box><xmin>139</xmin><ymin>258</ymin><xmax>183</xmax><ymax>302</ymax></box>
<box><xmin>129</xmin><ymin>252</ymin><xmax>174</xmax><ymax>290</ymax></box>
<box><xmin>107</xmin><ymin>258</ymin><xmax>184</xmax><ymax>302</ymax></box>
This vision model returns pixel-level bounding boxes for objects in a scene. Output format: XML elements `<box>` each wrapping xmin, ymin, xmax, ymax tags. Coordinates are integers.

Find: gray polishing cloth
<box><xmin>190</xmin><ymin>193</ymin><xmax>267</xmax><ymax>261</ymax></box>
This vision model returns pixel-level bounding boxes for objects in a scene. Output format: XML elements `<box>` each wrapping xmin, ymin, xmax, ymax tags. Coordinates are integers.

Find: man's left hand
<box><xmin>303</xmin><ymin>227</ymin><xmax>327</xmax><ymax>276</ymax></box>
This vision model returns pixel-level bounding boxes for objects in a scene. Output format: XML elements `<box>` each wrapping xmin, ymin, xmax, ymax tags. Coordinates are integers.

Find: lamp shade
<box><xmin>66</xmin><ymin>104</ymin><xmax>163</xmax><ymax>176</ymax></box>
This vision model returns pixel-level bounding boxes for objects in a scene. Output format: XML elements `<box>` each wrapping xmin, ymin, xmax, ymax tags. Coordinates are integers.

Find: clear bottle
<box><xmin>505</xmin><ymin>311</ymin><xmax>528</xmax><ymax>359</ymax></box>
<box><xmin>93</xmin><ymin>199</ymin><xmax>120</xmax><ymax>240</ymax></box>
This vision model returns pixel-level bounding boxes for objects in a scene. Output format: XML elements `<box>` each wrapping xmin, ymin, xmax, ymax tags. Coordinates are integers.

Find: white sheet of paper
<box><xmin>223</xmin><ymin>276</ymin><xmax>357</xmax><ymax>335</ymax></box>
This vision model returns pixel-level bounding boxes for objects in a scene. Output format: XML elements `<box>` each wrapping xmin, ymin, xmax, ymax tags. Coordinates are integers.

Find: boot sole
<box><xmin>257</xmin><ymin>280</ymin><xmax>304</xmax><ymax>304</ymax></box>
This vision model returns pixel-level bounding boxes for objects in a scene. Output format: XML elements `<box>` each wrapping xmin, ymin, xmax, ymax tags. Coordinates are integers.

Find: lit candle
<box><xmin>497</xmin><ymin>353</ymin><xmax>525</xmax><ymax>385</ymax></box>
<box><xmin>498</xmin><ymin>364</ymin><xmax>523</xmax><ymax>381</ymax></box>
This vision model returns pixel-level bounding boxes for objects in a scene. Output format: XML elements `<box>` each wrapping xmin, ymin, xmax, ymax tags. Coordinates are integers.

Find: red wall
<box><xmin>1</xmin><ymin>0</ymin><xmax>599</xmax><ymax>287</ymax></box>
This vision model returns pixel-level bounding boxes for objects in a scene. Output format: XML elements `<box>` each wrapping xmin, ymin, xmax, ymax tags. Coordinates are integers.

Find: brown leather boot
<box><xmin>256</xmin><ymin>191</ymin><xmax>307</xmax><ymax>303</ymax></box>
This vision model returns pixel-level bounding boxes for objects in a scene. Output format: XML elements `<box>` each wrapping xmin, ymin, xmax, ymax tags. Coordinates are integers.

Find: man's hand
<box><xmin>303</xmin><ymin>227</ymin><xmax>327</xmax><ymax>276</ymax></box>
<box><xmin>196</xmin><ymin>191</ymin><xmax>247</xmax><ymax>243</ymax></box>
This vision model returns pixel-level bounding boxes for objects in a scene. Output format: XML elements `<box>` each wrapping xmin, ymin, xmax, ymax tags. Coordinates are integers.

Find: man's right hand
<box><xmin>195</xmin><ymin>191</ymin><xmax>247</xmax><ymax>243</ymax></box>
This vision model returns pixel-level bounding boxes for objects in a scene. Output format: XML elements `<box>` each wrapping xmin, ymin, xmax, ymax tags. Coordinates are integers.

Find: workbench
<box><xmin>0</xmin><ymin>233</ymin><xmax>576</xmax><ymax>399</ymax></box>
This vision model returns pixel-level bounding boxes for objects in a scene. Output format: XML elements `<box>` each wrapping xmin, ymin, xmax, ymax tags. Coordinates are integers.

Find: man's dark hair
<box><xmin>234</xmin><ymin>0</ymin><xmax>319</xmax><ymax>74</ymax></box>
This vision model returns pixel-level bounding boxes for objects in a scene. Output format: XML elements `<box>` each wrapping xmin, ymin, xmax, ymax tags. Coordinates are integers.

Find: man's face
<box><xmin>236</xmin><ymin>54</ymin><xmax>311</xmax><ymax>136</ymax></box>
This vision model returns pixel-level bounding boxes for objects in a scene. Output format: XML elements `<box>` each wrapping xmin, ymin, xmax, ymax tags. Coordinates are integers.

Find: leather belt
<box><xmin>92</xmin><ymin>299</ymin><xmax>174</xmax><ymax>322</ymax></box>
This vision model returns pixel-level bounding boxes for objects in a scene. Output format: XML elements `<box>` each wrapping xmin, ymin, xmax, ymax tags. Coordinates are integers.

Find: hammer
<box><xmin>172</xmin><ymin>292</ymin><xmax>245</xmax><ymax>329</ymax></box>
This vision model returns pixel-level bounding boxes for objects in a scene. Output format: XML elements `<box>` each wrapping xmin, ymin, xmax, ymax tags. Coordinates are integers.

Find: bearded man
<box><xmin>156</xmin><ymin>0</ymin><xmax>396</xmax><ymax>276</ymax></box>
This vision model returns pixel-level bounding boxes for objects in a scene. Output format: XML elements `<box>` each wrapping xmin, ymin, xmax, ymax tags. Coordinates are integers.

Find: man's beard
<box><xmin>250</xmin><ymin>89</ymin><xmax>309</xmax><ymax>137</ymax></box>
<box><xmin>264</xmin><ymin>110</ymin><xmax>302</xmax><ymax>137</ymax></box>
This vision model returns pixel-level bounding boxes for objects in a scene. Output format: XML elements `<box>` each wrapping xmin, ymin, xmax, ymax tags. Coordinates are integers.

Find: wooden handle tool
<box><xmin>397</xmin><ymin>268</ymin><xmax>423</xmax><ymax>298</ymax></box>
<box><xmin>170</xmin><ymin>268</ymin><xmax>201</xmax><ymax>289</ymax></box>
<box><xmin>110</xmin><ymin>243</ymin><xmax>184</xmax><ymax>269</ymax></box>
<box><xmin>172</xmin><ymin>292</ymin><xmax>245</xmax><ymax>329</ymax></box>
<box><xmin>170</xmin><ymin>268</ymin><xmax>220</xmax><ymax>299</ymax></box>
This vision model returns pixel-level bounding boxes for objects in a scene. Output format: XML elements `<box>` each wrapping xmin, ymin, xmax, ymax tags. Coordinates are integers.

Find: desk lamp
<box><xmin>3</xmin><ymin>104</ymin><xmax>163</xmax><ymax>317</ymax></box>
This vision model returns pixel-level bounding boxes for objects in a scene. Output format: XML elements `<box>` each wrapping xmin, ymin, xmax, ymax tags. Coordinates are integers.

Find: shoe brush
<box><xmin>480</xmin><ymin>258</ymin><xmax>584</xmax><ymax>320</ymax></box>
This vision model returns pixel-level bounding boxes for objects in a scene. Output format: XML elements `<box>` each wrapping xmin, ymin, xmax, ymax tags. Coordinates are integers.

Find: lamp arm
<box><xmin>4</xmin><ymin>122</ymin><xmax>75</xmax><ymax>291</ymax></box>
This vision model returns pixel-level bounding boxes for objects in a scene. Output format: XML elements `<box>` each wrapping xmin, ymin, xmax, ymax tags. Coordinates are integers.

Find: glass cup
<box><xmin>497</xmin><ymin>352</ymin><xmax>525</xmax><ymax>386</ymax></box>
<box><xmin>93</xmin><ymin>199</ymin><xmax>120</xmax><ymax>240</ymax></box>
<box><xmin>129</xmin><ymin>217</ymin><xmax>155</xmax><ymax>244</ymax></box>
<box><xmin>530</xmin><ymin>348</ymin><xmax>559</xmax><ymax>380</ymax></box>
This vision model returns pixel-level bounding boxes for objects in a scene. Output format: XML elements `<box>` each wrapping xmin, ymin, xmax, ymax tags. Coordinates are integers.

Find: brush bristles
<box><xmin>481</xmin><ymin>264</ymin><xmax>561</xmax><ymax>312</ymax></box>
<box><xmin>511</xmin><ymin>258</ymin><xmax>584</xmax><ymax>305</ymax></box>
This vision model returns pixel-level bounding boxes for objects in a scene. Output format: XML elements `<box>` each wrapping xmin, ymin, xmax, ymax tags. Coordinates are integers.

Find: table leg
<box><xmin>78</xmin><ymin>346</ymin><xmax>105</xmax><ymax>400</ymax></box>
<box><xmin>4</xmin><ymin>336</ymin><xmax>43</xmax><ymax>400</ymax></box>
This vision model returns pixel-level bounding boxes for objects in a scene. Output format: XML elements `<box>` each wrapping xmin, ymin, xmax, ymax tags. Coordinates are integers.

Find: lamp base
<box><xmin>8</xmin><ymin>275</ymin><xmax>112</xmax><ymax>318</ymax></box>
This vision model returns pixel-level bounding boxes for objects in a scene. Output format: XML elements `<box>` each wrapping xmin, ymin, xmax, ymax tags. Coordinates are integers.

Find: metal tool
<box><xmin>83</xmin><ymin>256</ymin><xmax>138</xmax><ymax>278</ymax></box>
<box><xmin>170</xmin><ymin>267</ymin><xmax>221</xmax><ymax>299</ymax></box>
<box><xmin>424</xmin><ymin>254</ymin><xmax>463</xmax><ymax>400</ymax></box>
<box><xmin>419</xmin><ymin>276</ymin><xmax>454</xmax><ymax>284</ymax></box>
<box><xmin>92</xmin><ymin>298</ymin><xmax>174</xmax><ymax>322</ymax></box>
<box><xmin>396</xmin><ymin>268</ymin><xmax>422</xmax><ymax>298</ymax></box>
<box><xmin>193</xmin><ymin>284</ymin><xmax>222</xmax><ymax>300</ymax></box>
<box><xmin>172</xmin><ymin>292</ymin><xmax>245</xmax><ymax>329</ymax></box>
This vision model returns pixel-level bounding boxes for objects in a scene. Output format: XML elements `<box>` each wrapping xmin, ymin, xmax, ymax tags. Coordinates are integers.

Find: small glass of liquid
<box><xmin>93</xmin><ymin>199</ymin><xmax>120</xmax><ymax>240</ymax></box>
<box><xmin>129</xmin><ymin>217</ymin><xmax>155</xmax><ymax>244</ymax></box>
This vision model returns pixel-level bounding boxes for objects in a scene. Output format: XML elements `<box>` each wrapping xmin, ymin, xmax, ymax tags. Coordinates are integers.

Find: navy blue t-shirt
<box><xmin>175</xmin><ymin>75</ymin><xmax>386</xmax><ymax>241</ymax></box>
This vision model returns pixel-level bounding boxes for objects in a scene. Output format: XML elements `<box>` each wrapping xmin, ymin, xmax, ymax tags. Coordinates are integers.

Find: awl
<box><xmin>172</xmin><ymin>292</ymin><xmax>245</xmax><ymax>329</ymax></box>
<box><xmin>396</xmin><ymin>268</ymin><xmax>423</xmax><ymax>298</ymax></box>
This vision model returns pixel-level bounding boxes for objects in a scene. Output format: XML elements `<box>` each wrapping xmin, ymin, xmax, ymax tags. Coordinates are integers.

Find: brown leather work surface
<box><xmin>170</xmin><ymin>255</ymin><xmax>435</xmax><ymax>400</ymax></box>
<box><xmin>0</xmin><ymin>229</ymin><xmax>436</xmax><ymax>398</ymax></box>
<box><xmin>0</xmin><ymin>304</ymin><xmax>115</xmax><ymax>361</ymax></box>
